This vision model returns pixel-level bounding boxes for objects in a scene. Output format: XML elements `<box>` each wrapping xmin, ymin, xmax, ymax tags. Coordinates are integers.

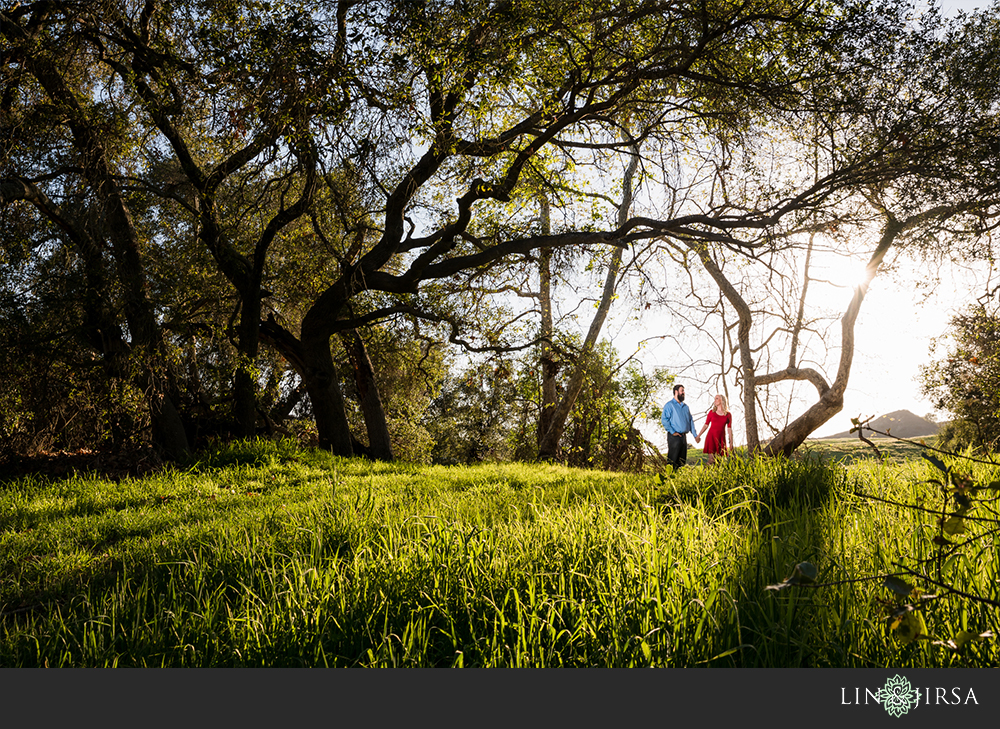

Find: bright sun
<box><xmin>814</xmin><ymin>253</ymin><xmax>872</xmax><ymax>291</ymax></box>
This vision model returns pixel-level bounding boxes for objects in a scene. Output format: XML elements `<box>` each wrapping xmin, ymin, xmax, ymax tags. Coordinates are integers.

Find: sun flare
<box><xmin>815</xmin><ymin>253</ymin><xmax>872</xmax><ymax>291</ymax></box>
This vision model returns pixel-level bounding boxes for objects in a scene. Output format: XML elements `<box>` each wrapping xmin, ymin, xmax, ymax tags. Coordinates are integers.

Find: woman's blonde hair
<box><xmin>715</xmin><ymin>394</ymin><xmax>729</xmax><ymax>414</ymax></box>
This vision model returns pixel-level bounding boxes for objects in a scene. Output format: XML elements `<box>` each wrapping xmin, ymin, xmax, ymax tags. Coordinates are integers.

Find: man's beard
<box><xmin>678</xmin><ymin>394</ymin><xmax>685</xmax><ymax>402</ymax></box>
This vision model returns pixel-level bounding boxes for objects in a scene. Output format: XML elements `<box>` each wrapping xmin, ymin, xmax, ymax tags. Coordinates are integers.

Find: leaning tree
<box><xmin>644</xmin><ymin>1</ymin><xmax>1000</xmax><ymax>455</ymax></box>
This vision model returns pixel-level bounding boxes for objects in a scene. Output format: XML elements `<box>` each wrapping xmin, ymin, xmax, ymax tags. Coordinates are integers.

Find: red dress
<box><xmin>703</xmin><ymin>410</ymin><xmax>731</xmax><ymax>455</ymax></box>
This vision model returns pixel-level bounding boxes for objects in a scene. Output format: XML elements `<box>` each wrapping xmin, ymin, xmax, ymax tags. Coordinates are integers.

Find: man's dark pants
<box><xmin>667</xmin><ymin>433</ymin><xmax>687</xmax><ymax>470</ymax></box>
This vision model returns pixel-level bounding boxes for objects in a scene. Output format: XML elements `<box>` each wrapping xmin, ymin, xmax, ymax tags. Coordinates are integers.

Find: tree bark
<box><xmin>342</xmin><ymin>329</ymin><xmax>394</xmax><ymax>461</ymax></box>
<box><xmin>694</xmin><ymin>246</ymin><xmax>760</xmax><ymax>450</ymax></box>
<box><xmin>233</xmin><ymin>292</ymin><xmax>262</xmax><ymax>440</ymax></box>
<box><xmin>537</xmin><ymin>197</ymin><xmax>558</xmax><ymax>451</ymax></box>
<box><xmin>259</xmin><ymin>316</ymin><xmax>355</xmax><ymax>456</ymax></box>
<box><xmin>301</xmin><ymin>336</ymin><xmax>355</xmax><ymax>456</ymax></box>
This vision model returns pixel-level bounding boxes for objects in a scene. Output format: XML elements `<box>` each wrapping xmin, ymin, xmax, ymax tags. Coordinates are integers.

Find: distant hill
<box><xmin>816</xmin><ymin>409</ymin><xmax>940</xmax><ymax>440</ymax></box>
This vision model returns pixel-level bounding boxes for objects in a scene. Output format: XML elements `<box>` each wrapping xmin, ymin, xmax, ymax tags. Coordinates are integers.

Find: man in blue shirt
<box><xmin>661</xmin><ymin>383</ymin><xmax>699</xmax><ymax>470</ymax></box>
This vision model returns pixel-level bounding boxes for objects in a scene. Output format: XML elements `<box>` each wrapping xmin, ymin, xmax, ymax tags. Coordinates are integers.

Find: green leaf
<box><xmin>884</xmin><ymin>576</ymin><xmax>914</xmax><ymax>597</ymax></box>
<box><xmin>891</xmin><ymin>609</ymin><xmax>928</xmax><ymax>644</ymax></box>
<box><xmin>953</xmin><ymin>490</ymin><xmax>973</xmax><ymax>510</ymax></box>
<box><xmin>765</xmin><ymin>561</ymin><xmax>817</xmax><ymax>591</ymax></box>
<box><xmin>922</xmin><ymin>452</ymin><xmax>950</xmax><ymax>474</ymax></box>
<box><xmin>790</xmin><ymin>561</ymin><xmax>817</xmax><ymax>583</ymax></box>
<box><xmin>942</xmin><ymin>515</ymin><xmax>966</xmax><ymax>535</ymax></box>
<box><xmin>953</xmin><ymin>630</ymin><xmax>994</xmax><ymax>649</ymax></box>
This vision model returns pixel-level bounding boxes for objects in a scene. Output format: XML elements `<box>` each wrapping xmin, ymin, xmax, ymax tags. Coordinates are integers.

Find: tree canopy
<box><xmin>921</xmin><ymin>304</ymin><xmax>1000</xmax><ymax>452</ymax></box>
<box><xmin>3</xmin><ymin>0</ymin><xmax>999</xmax><ymax>465</ymax></box>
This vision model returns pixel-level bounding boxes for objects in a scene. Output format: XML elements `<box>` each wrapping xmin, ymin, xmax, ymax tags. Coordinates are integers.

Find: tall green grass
<box><xmin>1</xmin><ymin>440</ymin><xmax>997</xmax><ymax>666</ymax></box>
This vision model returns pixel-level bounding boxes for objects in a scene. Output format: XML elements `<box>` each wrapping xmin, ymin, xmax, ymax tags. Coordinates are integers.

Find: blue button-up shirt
<box><xmin>662</xmin><ymin>398</ymin><xmax>696</xmax><ymax>437</ymax></box>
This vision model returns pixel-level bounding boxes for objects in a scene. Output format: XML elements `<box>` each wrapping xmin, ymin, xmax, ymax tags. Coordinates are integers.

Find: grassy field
<box><xmin>679</xmin><ymin>436</ymin><xmax>932</xmax><ymax>469</ymax></box>
<box><xmin>1</xmin><ymin>439</ymin><xmax>998</xmax><ymax>667</ymax></box>
<box><xmin>799</xmin><ymin>436</ymin><xmax>939</xmax><ymax>465</ymax></box>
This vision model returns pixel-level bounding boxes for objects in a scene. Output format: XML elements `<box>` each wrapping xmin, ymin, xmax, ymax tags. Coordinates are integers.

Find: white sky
<box><xmin>808</xmin><ymin>258</ymin><xmax>991</xmax><ymax>437</ymax></box>
<box><xmin>801</xmin><ymin>0</ymin><xmax>997</xmax><ymax>437</ymax></box>
<box><xmin>613</xmin><ymin>0</ymin><xmax>999</xmax><ymax>445</ymax></box>
<box><xmin>932</xmin><ymin>0</ymin><xmax>993</xmax><ymax>12</ymax></box>
<box><xmin>617</xmin><ymin>255</ymin><xmax>990</xmax><ymax>447</ymax></box>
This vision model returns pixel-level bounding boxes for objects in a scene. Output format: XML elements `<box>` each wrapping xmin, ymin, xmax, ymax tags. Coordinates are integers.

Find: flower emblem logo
<box><xmin>878</xmin><ymin>675</ymin><xmax>920</xmax><ymax>717</ymax></box>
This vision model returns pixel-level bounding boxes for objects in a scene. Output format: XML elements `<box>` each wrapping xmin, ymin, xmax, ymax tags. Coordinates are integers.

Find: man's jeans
<box><xmin>667</xmin><ymin>433</ymin><xmax>687</xmax><ymax>470</ymax></box>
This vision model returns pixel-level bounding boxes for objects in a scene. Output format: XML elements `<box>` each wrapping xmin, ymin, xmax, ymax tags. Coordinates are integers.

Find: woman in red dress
<box><xmin>698</xmin><ymin>394</ymin><xmax>734</xmax><ymax>465</ymax></box>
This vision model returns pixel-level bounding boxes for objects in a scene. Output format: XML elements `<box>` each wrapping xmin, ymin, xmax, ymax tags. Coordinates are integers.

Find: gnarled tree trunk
<box><xmin>301</xmin><ymin>335</ymin><xmax>355</xmax><ymax>456</ymax></box>
<box><xmin>342</xmin><ymin>329</ymin><xmax>394</xmax><ymax>461</ymax></box>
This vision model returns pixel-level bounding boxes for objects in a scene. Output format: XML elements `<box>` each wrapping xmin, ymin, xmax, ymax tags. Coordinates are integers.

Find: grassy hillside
<box><xmin>1</xmin><ymin>439</ymin><xmax>997</xmax><ymax>667</ymax></box>
<box><xmin>798</xmin><ymin>437</ymin><xmax>934</xmax><ymax>464</ymax></box>
<box><xmin>817</xmin><ymin>410</ymin><xmax>940</xmax><ymax>440</ymax></box>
